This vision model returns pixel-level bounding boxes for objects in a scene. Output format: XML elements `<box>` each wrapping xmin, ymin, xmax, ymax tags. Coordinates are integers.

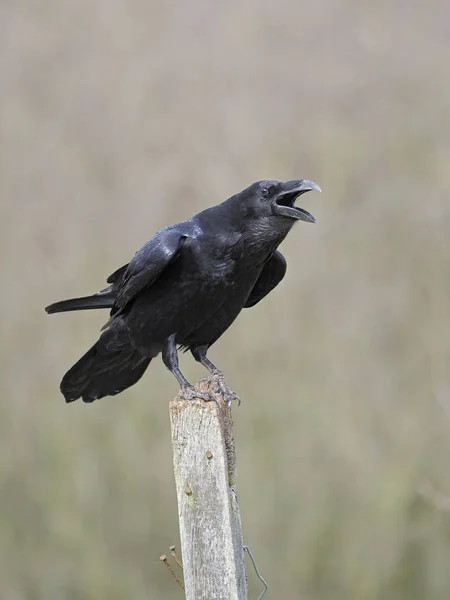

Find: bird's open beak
<box><xmin>272</xmin><ymin>179</ymin><xmax>321</xmax><ymax>222</ymax></box>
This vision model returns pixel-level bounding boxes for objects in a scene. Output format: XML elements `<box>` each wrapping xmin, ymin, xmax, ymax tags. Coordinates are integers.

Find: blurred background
<box><xmin>1</xmin><ymin>0</ymin><xmax>450</xmax><ymax>598</ymax></box>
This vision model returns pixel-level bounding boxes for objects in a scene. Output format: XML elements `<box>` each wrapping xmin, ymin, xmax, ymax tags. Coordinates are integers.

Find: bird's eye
<box><xmin>261</xmin><ymin>187</ymin><xmax>269</xmax><ymax>198</ymax></box>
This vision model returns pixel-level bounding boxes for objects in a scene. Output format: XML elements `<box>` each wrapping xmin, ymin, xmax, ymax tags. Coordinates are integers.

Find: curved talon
<box><xmin>211</xmin><ymin>374</ymin><xmax>241</xmax><ymax>407</ymax></box>
<box><xmin>222</xmin><ymin>389</ymin><xmax>240</xmax><ymax>408</ymax></box>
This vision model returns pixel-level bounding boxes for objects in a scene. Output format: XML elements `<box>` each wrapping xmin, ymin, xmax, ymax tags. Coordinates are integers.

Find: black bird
<box><xmin>46</xmin><ymin>179</ymin><xmax>320</xmax><ymax>404</ymax></box>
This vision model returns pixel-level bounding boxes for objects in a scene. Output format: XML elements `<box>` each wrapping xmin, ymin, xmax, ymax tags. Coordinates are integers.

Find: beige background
<box><xmin>1</xmin><ymin>1</ymin><xmax>450</xmax><ymax>598</ymax></box>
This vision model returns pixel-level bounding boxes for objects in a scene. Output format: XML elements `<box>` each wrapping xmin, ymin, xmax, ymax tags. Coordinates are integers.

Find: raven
<box><xmin>46</xmin><ymin>179</ymin><xmax>320</xmax><ymax>404</ymax></box>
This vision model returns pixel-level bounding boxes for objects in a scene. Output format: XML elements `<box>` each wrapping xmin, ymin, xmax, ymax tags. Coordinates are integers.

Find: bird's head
<box><xmin>239</xmin><ymin>179</ymin><xmax>321</xmax><ymax>224</ymax></box>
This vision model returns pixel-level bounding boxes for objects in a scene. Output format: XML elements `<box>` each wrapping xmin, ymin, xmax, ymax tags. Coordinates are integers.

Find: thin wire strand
<box><xmin>169</xmin><ymin>545</ymin><xmax>184</xmax><ymax>569</ymax></box>
<box><xmin>160</xmin><ymin>555</ymin><xmax>185</xmax><ymax>589</ymax></box>
<box><xmin>244</xmin><ymin>545</ymin><xmax>268</xmax><ymax>600</ymax></box>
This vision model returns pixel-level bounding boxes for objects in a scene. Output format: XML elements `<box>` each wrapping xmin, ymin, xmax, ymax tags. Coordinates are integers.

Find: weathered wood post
<box><xmin>169</xmin><ymin>378</ymin><xmax>248</xmax><ymax>600</ymax></box>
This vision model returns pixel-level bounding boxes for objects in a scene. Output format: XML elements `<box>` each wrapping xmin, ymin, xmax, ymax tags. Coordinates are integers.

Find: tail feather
<box><xmin>45</xmin><ymin>291</ymin><xmax>114</xmax><ymax>314</ymax></box>
<box><xmin>60</xmin><ymin>323</ymin><xmax>151</xmax><ymax>402</ymax></box>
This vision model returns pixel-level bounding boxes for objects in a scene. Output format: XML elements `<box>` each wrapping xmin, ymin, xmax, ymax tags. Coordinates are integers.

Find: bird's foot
<box><xmin>178</xmin><ymin>383</ymin><xmax>218</xmax><ymax>405</ymax></box>
<box><xmin>211</xmin><ymin>372</ymin><xmax>241</xmax><ymax>407</ymax></box>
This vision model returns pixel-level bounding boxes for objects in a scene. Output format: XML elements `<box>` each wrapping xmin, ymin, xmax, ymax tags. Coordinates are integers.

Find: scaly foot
<box><xmin>211</xmin><ymin>372</ymin><xmax>241</xmax><ymax>407</ymax></box>
<box><xmin>178</xmin><ymin>383</ymin><xmax>218</xmax><ymax>405</ymax></box>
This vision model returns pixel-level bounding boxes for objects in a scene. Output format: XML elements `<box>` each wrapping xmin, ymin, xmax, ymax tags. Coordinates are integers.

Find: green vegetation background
<box><xmin>1</xmin><ymin>1</ymin><xmax>450</xmax><ymax>598</ymax></box>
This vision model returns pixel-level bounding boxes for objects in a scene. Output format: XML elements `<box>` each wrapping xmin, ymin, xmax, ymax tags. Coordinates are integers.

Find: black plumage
<box><xmin>45</xmin><ymin>179</ymin><xmax>320</xmax><ymax>404</ymax></box>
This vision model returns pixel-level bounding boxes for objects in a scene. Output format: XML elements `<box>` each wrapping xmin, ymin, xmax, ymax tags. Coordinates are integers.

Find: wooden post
<box><xmin>169</xmin><ymin>379</ymin><xmax>248</xmax><ymax>600</ymax></box>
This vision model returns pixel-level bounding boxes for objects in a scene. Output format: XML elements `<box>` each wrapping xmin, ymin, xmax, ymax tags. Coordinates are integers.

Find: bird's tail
<box><xmin>45</xmin><ymin>291</ymin><xmax>114</xmax><ymax>314</ymax></box>
<box><xmin>61</xmin><ymin>322</ymin><xmax>151</xmax><ymax>402</ymax></box>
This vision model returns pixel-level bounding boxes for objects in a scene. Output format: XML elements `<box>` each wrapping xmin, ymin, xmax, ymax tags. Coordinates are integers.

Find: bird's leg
<box><xmin>191</xmin><ymin>345</ymin><xmax>240</xmax><ymax>407</ymax></box>
<box><xmin>162</xmin><ymin>335</ymin><xmax>215</xmax><ymax>403</ymax></box>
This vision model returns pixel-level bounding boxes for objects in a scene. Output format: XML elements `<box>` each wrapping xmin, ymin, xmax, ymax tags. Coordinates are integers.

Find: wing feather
<box><xmin>244</xmin><ymin>250</ymin><xmax>287</xmax><ymax>308</ymax></box>
<box><xmin>112</xmin><ymin>228</ymin><xmax>187</xmax><ymax>314</ymax></box>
